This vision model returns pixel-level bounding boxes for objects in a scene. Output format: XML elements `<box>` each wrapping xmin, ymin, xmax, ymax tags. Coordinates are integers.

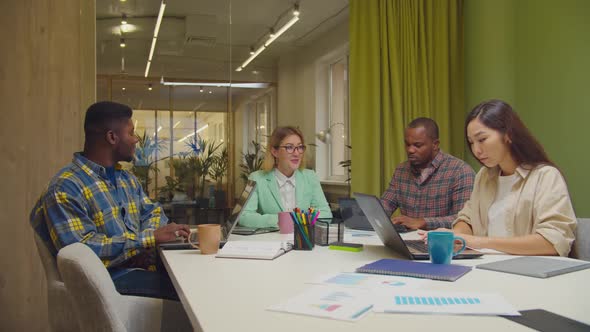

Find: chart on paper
<box><xmin>373</xmin><ymin>290</ymin><xmax>520</xmax><ymax>316</ymax></box>
<box><xmin>309</xmin><ymin>272</ymin><xmax>427</xmax><ymax>290</ymax></box>
<box><xmin>267</xmin><ymin>285</ymin><xmax>374</xmax><ymax>322</ymax></box>
<box><xmin>394</xmin><ymin>295</ymin><xmax>481</xmax><ymax>306</ymax></box>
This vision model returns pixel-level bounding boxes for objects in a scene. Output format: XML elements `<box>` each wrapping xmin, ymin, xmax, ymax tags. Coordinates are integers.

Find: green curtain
<box><xmin>349</xmin><ymin>0</ymin><xmax>464</xmax><ymax>196</ymax></box>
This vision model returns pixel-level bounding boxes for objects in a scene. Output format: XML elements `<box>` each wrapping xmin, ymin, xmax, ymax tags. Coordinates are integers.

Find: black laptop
<box><xmin>339</xmin><ymin>197</ymin><xmax>408</xmax><ymax>233</ymax></box>
<box><xmin>353</xmin><ymin>193</ymin><xmax>483</xmax><ymax>260</ymax></box>
<box><xmin>159</xmin><ymin>180</ymin><xmax>257</xmax><ymax>250</ymax></box>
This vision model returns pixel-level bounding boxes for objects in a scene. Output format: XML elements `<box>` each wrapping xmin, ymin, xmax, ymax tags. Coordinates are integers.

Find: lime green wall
<box><xmin>465</xmin><ymin>0</ymin><xmax>590</xmax><ymax>216</ymax></box>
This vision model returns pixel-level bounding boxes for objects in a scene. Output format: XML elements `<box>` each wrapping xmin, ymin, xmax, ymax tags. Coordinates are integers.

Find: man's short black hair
<box><xmin>407</xmin><ymin>117</ymin><xmax>439</xmax><ymax>140</ymax></box>
<box><xmin>84</xmin><ymin>101</ymin><xmax>133</xmax><ymax>143</ymax></box>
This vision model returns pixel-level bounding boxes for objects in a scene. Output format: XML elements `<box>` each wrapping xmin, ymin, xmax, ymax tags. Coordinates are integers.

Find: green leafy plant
<box><xmin>338</xmin><ymin>144</ymin><xmax>352</xmax><ymax>183</ymax></box>
<box><xmin>132</xmin><ymin>131</ymin><xmax>169</xmax><ymax>193</ymax></box>
<box><xmin>239</xmin><ymin>141</ymin><xmax>265</xmax><ymax>183</ymax></box>
<box><xmin>157</xmin><ymin>176</ymin><xmax>183</xmax><ymax>202</ymax></box>
<box><xmin>169</xmin><ymin>155</ymin><xmax>195</xmax><ymax>198</ymax></box>
<box><xmin>209</xmin><ymin>147</ymin><xmax>229</xmax><ymax>190</ymax></box>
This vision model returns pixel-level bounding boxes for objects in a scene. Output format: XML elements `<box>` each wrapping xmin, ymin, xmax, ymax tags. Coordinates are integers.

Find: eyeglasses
<box><xmin>277</xmin><ymin>144</ymin><xmax>306</xmax><ymax>154</ymax></box>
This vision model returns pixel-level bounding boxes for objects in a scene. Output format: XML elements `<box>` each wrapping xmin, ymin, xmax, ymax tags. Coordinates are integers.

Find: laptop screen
<box><xmin>338</xmin><ymin>198</ymin><xmax>373</xmax><ymax>230</ymax></box>
<box><xmin>220</xmin><ymin>180</ymin><xmax>257</xmax><ymax>240</ymax></box>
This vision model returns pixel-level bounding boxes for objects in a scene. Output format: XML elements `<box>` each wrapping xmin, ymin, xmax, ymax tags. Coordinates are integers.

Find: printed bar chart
<box><xmin>395</xmin><ymin>295</ymin><xmax>482</xmax><ymax>306</ymax></box>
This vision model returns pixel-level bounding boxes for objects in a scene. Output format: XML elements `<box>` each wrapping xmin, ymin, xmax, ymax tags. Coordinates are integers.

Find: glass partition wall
<box><xmin>96</xmin><ymin>0</ymin><xmax>277</xmax><ymax>220</ymax></box>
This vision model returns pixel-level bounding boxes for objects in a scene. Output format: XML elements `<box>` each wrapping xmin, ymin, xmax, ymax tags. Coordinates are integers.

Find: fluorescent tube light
<box><xmin>144</xmin><ymin>1</ymin><xmax>166</xmax><ymax>77</ymax></box>
<box><xmin>234</xmin><ymin>5</ymin><xmax>299</xmax><ymax>72</ymax></box>
<box><xmin>264</xmin><ymin>16</ymin><xmax>299</xmax><ymax>47</ymax></box>
<box><xmin>144</xmin><ymin>61</ymin><xmax>151</xmax><ymax>77</ymax></box>
<box><xmin>160</xmin><ymin>78</ymin><xmax>270</xmax><ymax>89</ymax></box>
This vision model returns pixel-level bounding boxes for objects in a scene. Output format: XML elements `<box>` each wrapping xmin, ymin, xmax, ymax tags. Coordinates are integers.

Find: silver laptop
<box><xmin>160</xmin><ymin>180</ymin><xmax>257</xmax><ymax>250</ymax></box>
<box><xmin>353</xmin><ymin>192</ymin><xmax>483</xmax><ymax>260</ymax></box>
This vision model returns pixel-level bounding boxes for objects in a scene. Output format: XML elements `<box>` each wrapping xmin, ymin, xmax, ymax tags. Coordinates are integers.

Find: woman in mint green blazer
<box><xmin>239</xmin><ymin>126</ymin><xmax>332</xmax><ymax>228</ymax></box>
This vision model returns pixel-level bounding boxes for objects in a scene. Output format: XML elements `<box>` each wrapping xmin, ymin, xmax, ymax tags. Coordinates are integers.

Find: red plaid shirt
<box><xmin>380</xmin><ymin>151</ymin><xmax>475</xmax><ymax>229</ymax></box>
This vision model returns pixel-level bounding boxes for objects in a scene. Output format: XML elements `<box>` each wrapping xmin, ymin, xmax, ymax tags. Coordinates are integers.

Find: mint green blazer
<box><xmin>239</xmin><ymin>169</ymin><xmax>333</xmax><ymax>228</ymax></box>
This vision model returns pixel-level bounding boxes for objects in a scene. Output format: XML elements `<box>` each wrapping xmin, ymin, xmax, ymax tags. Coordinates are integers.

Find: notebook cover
<box><xmin>503</xmin><ymin>309</ymin><xmax>590</xmax><ymax>332</ymax></box>
<box><xmin>476</xmin><ymin>257</ymin><xmax>590</xmax><ymax>278</ymax></box>
<box><xmin>355</xmin><ymin>258</ymin><xmax>472</xmax><ymax>282</ymax></box>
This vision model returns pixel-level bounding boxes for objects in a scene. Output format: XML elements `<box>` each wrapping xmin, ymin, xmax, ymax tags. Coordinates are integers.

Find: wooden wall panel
<box><xmin>0</xmin><ymin>0</ymin><xmax>95</xmax><ymax>330</ymax></box>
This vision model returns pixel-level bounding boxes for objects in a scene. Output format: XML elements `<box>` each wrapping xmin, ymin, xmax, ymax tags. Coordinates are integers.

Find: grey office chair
<box><xmin>572</xmin><ymin>218</ymin><xmax>590</xmax><ymax>261</ymax></box>
<box><xmin>34</xmin><ymin>233</ymin><xmax>80</xmax><ymax>331</ymax></box>
<box><xmin>57</xmin><ymin>242</ymin><xmax>191</xmax><ymax>332</ymax></box>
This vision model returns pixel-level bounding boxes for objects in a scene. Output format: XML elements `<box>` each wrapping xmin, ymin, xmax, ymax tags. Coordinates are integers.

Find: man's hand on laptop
<box><xmin>392</xmin><ymin>215</ymin><xmax>426</xmax><ymax>230</ymax></box>
<box><xmin>154</xmin><ymin>222</ymin><xmax>191</xmax><ymax>244</ymax></box>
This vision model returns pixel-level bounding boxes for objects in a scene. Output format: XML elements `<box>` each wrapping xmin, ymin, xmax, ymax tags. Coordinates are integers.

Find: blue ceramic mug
<box><xmin>427</xmin><ymin>231</ymin><xmax>466</xmax><ymax>264</ymax></box>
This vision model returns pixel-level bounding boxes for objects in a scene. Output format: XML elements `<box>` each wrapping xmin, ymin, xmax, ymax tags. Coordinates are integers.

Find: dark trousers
<box><xmin>110</xmin><ymin>268</ymin><xmax>180</xmax><ymax>301</ymax></box>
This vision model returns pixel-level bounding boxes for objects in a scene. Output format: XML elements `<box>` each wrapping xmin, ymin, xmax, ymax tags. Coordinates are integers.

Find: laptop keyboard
<box><xmin>405</xmin><ymin>240</ymin><xmax>428</xmax><ymax>253</ymax></box>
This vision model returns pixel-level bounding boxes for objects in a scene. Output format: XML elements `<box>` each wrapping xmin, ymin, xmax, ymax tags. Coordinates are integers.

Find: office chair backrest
<box><xmin>572</xmin><ymin>218</ymin><xmax>590</xmax><ymax>261</ymax></box>
<box><xmin>57</xmin><ymin>242</ymin><xmax>128</xmax><ymax>332</ymax></box>
<box><xmin>34</xmin><ymin>233</ymin><xmax>79</xmax><ymax>331</ymax></box>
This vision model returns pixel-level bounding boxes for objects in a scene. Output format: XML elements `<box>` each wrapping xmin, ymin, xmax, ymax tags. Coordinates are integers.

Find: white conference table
<box><xmin>160</xmin><ymin>231</ymin><xmax>590</xmax><ymax>332</ymax></box>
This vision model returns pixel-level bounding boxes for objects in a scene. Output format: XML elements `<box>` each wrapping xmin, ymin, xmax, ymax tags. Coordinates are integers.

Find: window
<box><xmin>315</xmin><ymin>44</ymin><xmax>350</xmax><ymax>183</ymax></box>
<box><xmin>328</xmin><ymin>57</ymin><xmax>349</xmax><ymax>179</ymax></box>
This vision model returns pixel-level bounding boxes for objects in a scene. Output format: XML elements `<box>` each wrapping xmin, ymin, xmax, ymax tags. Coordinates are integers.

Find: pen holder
<box><xmin>314</xmin><ymin>219</ymin><xmax>344</xmax><ymax>246</ymax></box>
<box><xmin>293</xmin><ymin>222</ymin><xmax>315</xmax><ymax>250</ymax></box>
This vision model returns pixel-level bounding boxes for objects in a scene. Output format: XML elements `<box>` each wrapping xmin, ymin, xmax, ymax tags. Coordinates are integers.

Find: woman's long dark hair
<box><xmin>465</xmin><ymin>99</ymin><xmax>555</xmax><ymax>169</ymax></box>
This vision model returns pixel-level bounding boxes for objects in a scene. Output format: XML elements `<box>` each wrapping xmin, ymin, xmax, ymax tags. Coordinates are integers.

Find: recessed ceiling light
<box><xmin>120</xmin><ymin>38</ymin><xmax>126</xmax><ymax>48</ymax></box>
<box><xmin>148</xmin><ymin>84</ymin><xmax>153</xmax><ymax>91</ymax></box>
<box><xmin>208</xmin><ymin>91</ymin><xmax>212</xmax><ymax>94</ymax></box>
<box><xmin>122</xmin><ymin>87</ymin><xmax>126</xmax><ymax>91</ymax></box>
<box><xmin>121</xmin><ymin>14</ymin><xmax>127</xmax><ymax>25</ymax></box>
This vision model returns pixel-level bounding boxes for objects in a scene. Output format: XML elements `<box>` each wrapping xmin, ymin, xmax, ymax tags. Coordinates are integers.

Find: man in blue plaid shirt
<box><xmin>30</xmin><ymin>101</ymin><xmax>190</xmax><ymax>300</ymax></box>
<box><xmin>381</xmin><ymin>118</ymin><xmax>475</xmax><ymax>230</ymax></box>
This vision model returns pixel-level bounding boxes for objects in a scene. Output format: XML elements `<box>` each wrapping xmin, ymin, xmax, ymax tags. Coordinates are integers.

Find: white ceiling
<box><xmin>96</xmin><ymin>0</ymin><xmax>349</xmax><ymax>82</ymax></box>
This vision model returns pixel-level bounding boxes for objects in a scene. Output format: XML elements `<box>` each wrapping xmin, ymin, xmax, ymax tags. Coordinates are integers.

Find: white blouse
<box><xmin>274</xmin><ymin>168</ymin><xmax>297</xmax><ymax>212</ymax></box>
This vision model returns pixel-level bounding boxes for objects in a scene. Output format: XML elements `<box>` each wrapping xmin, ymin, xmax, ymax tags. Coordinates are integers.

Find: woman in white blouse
<box><xmin>449</xmin><ymin>99</ymin><xmax>576</xmax><ymax>256</ymax></box>
<box><xmin>239</xmin><ymin>126</ymin><xmax>332</xmax><ymax>228</ymax></box>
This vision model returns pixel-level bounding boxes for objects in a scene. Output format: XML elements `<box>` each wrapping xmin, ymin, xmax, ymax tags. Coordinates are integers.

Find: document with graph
<box><xmin>308</xmin><ymin>272</ymin><xmax>428</xmax><ymax>290</ymax></box>
<box><xmin>373</xmin><ymin>290</ymin><xmax>520</xmax><ymax>316</ymax></box>
<box><xmin>267</xmin><ymin>285</ymin><xmax>374</xmax><ymax>322</ymax></box>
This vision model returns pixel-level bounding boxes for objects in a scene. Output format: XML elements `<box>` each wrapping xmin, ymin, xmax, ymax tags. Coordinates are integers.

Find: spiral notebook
<box><xmin>356</xmin><ymin>258</ymin><xmax>472</xmax><ymax>282</ymax></box>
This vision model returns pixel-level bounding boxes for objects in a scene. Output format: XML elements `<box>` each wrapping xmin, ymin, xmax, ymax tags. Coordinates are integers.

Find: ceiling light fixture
<box><xmin>148</xmin><ymin>84</ymin><xmax>153</xmax><ymax>91</ymax></box>
<box><xmin>120</xmin><ymin>38</ymin><xmax>126</xmax><ymax>48</ymax></box>
<box><xmin>208</xmin><ymin>91</ymin><xmax>212</xmax><ymax>94</ymax></box>
<box><xmin>122</xmin><ymin>87</ymin><xmax>126</xmax><ymax>91</ymax></box>
<box><xmin>249</xmin><ymin>47</ymin><xmax>255</xmax><ymax>55</ymax></box>
<box><xmin>160</xmin><ymin>77</ymin><xmax>270</xmax><ymax>89</ymax></box>
<box><xmin>144</xmin><ymin>1</ymin><xmax>166</xmax><ymax>77</ymax></box>
<box><xmin>121</xmin><ymin>14</ymin><xmax>127</xmax><ymax>25</ymax></box>
<box><xmin>235</xmin><ymin>3</ymin><xmax>300</xmax><ymax>72</ymax></box>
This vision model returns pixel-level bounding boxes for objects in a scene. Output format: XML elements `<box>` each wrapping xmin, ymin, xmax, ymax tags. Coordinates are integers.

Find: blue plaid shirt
<box><xmin>30</xmin><ymin>153</ymin><xmax>168</xmax><ymax>268</ymax></box>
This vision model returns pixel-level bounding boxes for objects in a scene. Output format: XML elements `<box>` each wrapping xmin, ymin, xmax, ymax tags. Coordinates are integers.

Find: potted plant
<box><xmin>132</xmin><ymin>131</ymin><xmax>169</xmax><ymax>196</ymax></box>
<box><xmin>239</xmin><ymin>140</ymin><xmax>265</xmax><ymax>183</ymax></box>
<box><xmin>157</xmin><ymin>176</ymin><xmax>184</xmax><ymax>202</ymax></box>
<box><xmin>209</xmin><ymin>146</ymin><xmax>228</xmax><ymax>208</ymax></box>
<box><xmin>338</xmin><ymin>144</ymin><xmax>352</xmax><ymax>196</ymax></box>
<box><xmin>169</xmin><ymin>155</ymin><xmax>195</xmax><ymax>201</ymax></box>
<box><xmin>184</xmin><ymin>135</ymin><xmax>222</xmax><ymax>207</ymax></box>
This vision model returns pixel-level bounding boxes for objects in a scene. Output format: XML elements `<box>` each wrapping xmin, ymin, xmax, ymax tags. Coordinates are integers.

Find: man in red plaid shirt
<box><xmin>381</xmin><ymin>118</ymin><xmax>475</xmax><ymax>230</ymax></box>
